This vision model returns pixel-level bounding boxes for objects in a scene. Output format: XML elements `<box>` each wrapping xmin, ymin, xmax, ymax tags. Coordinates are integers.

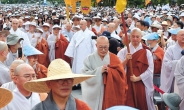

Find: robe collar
<box><xmin>43</xmin><ymin>91</ymin><xmax>77</xmax><ymax>110</ymax></box>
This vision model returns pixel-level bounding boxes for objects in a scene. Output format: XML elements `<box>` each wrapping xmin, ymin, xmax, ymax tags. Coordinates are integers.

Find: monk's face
<box><xmin>46</xmin><ymin>78</ymin><xmax>74</xmax><ymax>98</ymax></box>
<box><xmin>130</xmin><ymin>30</ymin><xmax>142</xmax><ymax>47</ymax></box>
<box><xmin>27</xmin><ymin>55</ymin><xmax>38</xmax><ymax>66</ymax></box>
<box><xmin>147</xmin><ymin>40</ymin><xmax>158</xmax><ymax>48</ymax></box>
<box><xmin>96</xmin><ymin>37</ymin><xmax>109</xmax><ymax>58</ymax></box>
<box><xmin>53</xmin><ymin>28</ymin><xmax>60</xmax><ymax>36</ymax></box>
<box><xmin>43</xmin><ymin>26</ymin><xmax>49</xmax><ymax>32</ymax></box>
<box><xmin>177</xmin><ymin>30</ymin><xmax>184</xmax><ymax>44</ymax></box>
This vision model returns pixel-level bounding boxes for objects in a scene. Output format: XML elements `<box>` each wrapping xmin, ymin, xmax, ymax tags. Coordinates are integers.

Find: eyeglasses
<box><xmin>16</xmin><ymin>74</ymin><xmax>37</xmax><ymax>80</ymax></box>
<box><xmin>54</xmin><ymin>78</ymin><xmax>74</xmax><ymax>85</ymax></box>
<box><xmin>99</xmin><ymin>46</ymin><xmax>109</xmax><ymax>51</ymax></box>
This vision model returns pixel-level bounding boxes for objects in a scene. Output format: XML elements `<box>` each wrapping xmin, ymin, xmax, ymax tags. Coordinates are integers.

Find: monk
<box><xmin>117</xmin><ymin>28</ymin><xmax>156</xmax><ymax>110</ymax></box>
<box><xmin>32</xmin><ymin>28</ymin><xmax>49</xmax><ymax>67</ymax></box>
<box><xmin>143</xmin><ymin>33</ymin><xmax>164</xmax><ymax>74</ymax></box>
<box><xmin>47</xmin><ymin>25</ymin><xmax>70</xmax><ymax>64</ymax></box>
<box><xmin>81</xmin><ymin>36</ymin><xmax>127</xmax><ymax>110</ymax></box>
<box><xmin>160</xmin><ymin>29</ymin><xmax>184</xmax><ymax>94</ymax></box>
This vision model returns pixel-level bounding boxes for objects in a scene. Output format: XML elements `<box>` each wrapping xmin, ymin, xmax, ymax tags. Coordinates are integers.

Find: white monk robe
<box><xmin>65</xmin><ymin>28</ymin><xmax>96</xmax><ymax>74</ymax></box>
<box><xmin>47</xmin><ymin>33</ymin><xmax>59</xmax><ymax>62</ymax></box>
<box><xmin>175</xmin><ymin>56</ymin><xmax>184</xmax><ymax>108</ymax></box>
<box><xmin>0</xmin><ymin>61</ymin><xmax>11</xmax><ymax>86</ymax></box>
<box><xmin>160</xmin><ymin>42</ymin><xmax>182</xmax><ymax>93</ymax></box>
<box><xmin>1</xmin><ymin>81</ymin><xmax>16</xmax><ymax>91</ymax></box>
<box><xmin>4</xmin><ymin>51</ymin><xmax>18</xmax><ymax>68</ymax></box>
<box><xmin>93</xmin><ymin>24</ymin><xmax>103</xmax><ymax>34</ymax></box>
<box><xmin>2</xmin><ymin>87</ymin><xmax>41</xmax><ymax>110</ymax></box>
<box><xmin>42</xmin><ymin>31</ymin><xmax>51</xmax><ymax>40</ymax></box>
<box><xmin>117</xmin><ymin>43</ymin><xmax>155</xmax><ymax>110</ymax></box>
<box><xmin>81</xmin><ymin>51</ymin><xmax>110</xmax><ymax>110</ymax></box>
<box><xmin>9</xmin><ymin>28</ymin><xmax>31</xmax><ymax>46</ymax></box>
<box><xmin>27</xmin><ymin>32</ymin><xmax>34</xmax><ymax>41</ymax></box>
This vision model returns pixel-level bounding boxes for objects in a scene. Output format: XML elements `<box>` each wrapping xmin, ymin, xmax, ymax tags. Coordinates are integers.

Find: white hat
<box><xmin>161</xmin><ymin>21</ymin><xmax>168</xmax><ymax>26</ymax></box>
<box><xmin>36</xmin><ymin>28</ymin><xmax>43</xmax><ymax>33</ymax></box>
<box><xmin>133</xmin><ymin>14</ymin><xmax>140</xmax><ymax>20</ymax></box>
<box><xmin>52</xmin><ymin>25</ymin><xmax>61</xmax><ymax>29</ymax></box>
<box><xmin>102</xmin><ymin>18</ymin><xmax>108</xmax><ymax>22</ymax></box>
<box><xmin>72</xmin><ymin>25</ymin><xmax>80</xmax><ymax>29</ymax></box>
<box><xmin>93</xmin><ymin>16</ymin><xmax>101</xmax><ymax>19</ymax></box>
<box><xmin>23</xmin><ymin>21</ymin><xmax>30</xmax><ymax>26</ymax></box>
<box><xmin>29</xmin><ymin>22</ymin><xmax>37</xmax><ymax>27</ymax></box>
<box><xmin>42</xmin><ymin>23</ymin><xmax>50</xmax><ymax>27</ymax></box>
<box><xmin>151</xmin><ymin>23</ymin><xmax>161</xmax><ymax>29</ymax></box>
<box><xmin>24</xmin><ymin>59</ymin><xmax>94</xmax><ymax>93</ymax></box>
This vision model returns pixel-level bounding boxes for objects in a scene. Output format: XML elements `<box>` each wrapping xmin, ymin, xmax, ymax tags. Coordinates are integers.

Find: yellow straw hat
<box><xmin>24</xmin><ymin>59</ymin><xmax>95</xmax><ymax>93</ymax></box>
<box><xmin>0</xmin><ymin>88</ymin><xmax>13</xmax><ymax>108</ymax></box>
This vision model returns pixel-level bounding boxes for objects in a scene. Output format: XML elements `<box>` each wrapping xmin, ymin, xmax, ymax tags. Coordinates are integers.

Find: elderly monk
<box><xmin>2</xmin><ymin>64</ymin><xmax>41</xmax><ymax>110</ymax></box>
<box><xmin>117</xmin><ymin>28</ymin><xmax>155</xmax><ymax>110</ymax></box>
<box><xmin>47</xmin><ymin>25</ymin><xmax>70</xmax><ymax>64</ymax></box>
<box><xmin>1</xmin><ymin>60</ymin><xmax>24</xmax><ymax>91</ymax></box>
<box><xmin>81</xmin><ymin>36</ymin><xmax>127</xmax><ymax>110</ymax></box>
<box><xmin>160</xmin><ymin>29</ymin><xmax>184</xmax><ymax>94</ymax></box>
<box><xmin>175</xmin><ymin>56</ymin><xmax>184</xmax><ymax>109</ymax></box>
<box><xmin>0</xmin><ymin>41</ymin><xmax>11</xmax><ymax>86</ymax></box>
<box><xmin>143</xmin><ymin>33</ymin><xmax>164</xmax><ymax>74</ymax></box>
<box><xmin>23</xmin><ymin>45</ymin><xmax>47</xmax><ymax>79</ymax></box>
<box><xmin>9</xmin><ymin>19</ymin><xmax>30</xmax><ymax>46</ymax></box>
<box><xmin>65</xmin><ymin>20</ymin><xmax>96</xmax><ymax>74</ymax></box>
<box><xmin>24</xmin><ymin>59</ymin><xmax>93</xmax><ymax>110</ymax></box>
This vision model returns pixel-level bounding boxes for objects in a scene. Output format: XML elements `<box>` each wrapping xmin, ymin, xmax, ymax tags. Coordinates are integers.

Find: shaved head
<box><xmin>14</xmin><ymin>63</ymin><xmax>33</xmax><ymax>76</ymax></box>
<box><xmin>12</xmin><ymin>19</ymin><xmax>19</xmax><ymax>31</ymax></box>
<box><xmin>96</xmin><ymin>36</ymin><xmax>109</xmax><ymax>59</ymax></box>
<box><xmin>108</xmin><ymin>23</ymin><xmax>115</xmax><ymax>33</ymax></box>
<box><xmin>10</xmin><ymin>60</ymin><xmax>24</xmax><ymax>80</ymax></box>
<box><xmin>177</xmin><ymin>29</ymin><xmax>184</xmax><ymax>44</ymax></box>
<box><xmin>80</xmin><ymin>20</ymin><xmax>87</xmax><ymax>31</ymax></box>
<box><xmin>97</xmin><ymin>36</ymin><xmax>109</xmax><ymax>44</ymax></box>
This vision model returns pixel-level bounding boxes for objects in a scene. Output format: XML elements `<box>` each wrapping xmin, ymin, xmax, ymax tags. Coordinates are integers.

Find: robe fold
<box><xmin>47</xmin><ymin>33</ymin><xmax>70</xmax><ymax>65</ymax></box>
<box><xmin>65</xmin><ymin>28</ymin><xmax>96</xmax><ymax>74</ymax></box>
<box><xmin>0</xmin><ymin>61</ymin><xmax>11</xmax><ymax>86</ymax></box>
<box><xmin>160</xmin><ymin>42</ymin><xmax>182</xmax><ymax>93</ymax></box>
<box><xmin>81</xmin><ymin>51</ymin><xmax>110</xmax><ymax>110</ymax></box>
<box><xmin>1</xmin><ymin>81</ymin><xmax>16</xmax><ymax>91</ymax></box>
<box><xmin>117</xmin><ymin>43</ymin><xmax>155</xmax><ymax>110</ymax></box>
<box><xmin>102</xmin><ymin>53</ymin><xmax>128</xmax><ymax>110</ymax></box>
<box><xmin>35</xmin><ymin>38</ymin><xmax>49</xmax><ymax>67</ymax></box>
<box><xmin>152</xmin><ymin>45</ymin><xmax>164</xmax><ymax>74</ymax></box>
<box><xmin>174</xmin><ymin>56</ymin><xmax>184</xmax><ymax>109</ymax></box>
<box><xmin>126</xmin><ymin>48</ymin><xmax>148</xmax><ymax>110</ymax></box>
<box><xmin>35</xmin><ymin>63</ymin><xmax>47</xmax><ymax>79</ymax></box>
<box><xmin>2</xmin><ymin>88</ymin><xmax>41</xmax><ymax>110</ymax></box>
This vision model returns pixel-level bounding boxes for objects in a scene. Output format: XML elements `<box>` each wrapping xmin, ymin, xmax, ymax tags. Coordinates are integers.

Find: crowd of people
<box><xmin>0</xmin><ymin>3</ymin><xmax>184</xmax><ymax>110</ymax></box>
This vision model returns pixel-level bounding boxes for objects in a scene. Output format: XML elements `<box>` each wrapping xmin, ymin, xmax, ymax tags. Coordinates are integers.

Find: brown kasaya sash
<box><xmin>126</xmin><ymin>48</ymin><xmax>149</xmax><ymax>110</ymax></box>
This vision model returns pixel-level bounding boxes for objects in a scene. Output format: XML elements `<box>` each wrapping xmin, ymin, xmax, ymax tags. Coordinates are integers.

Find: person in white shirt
<box><xmin>107</xmin><ymin>23</ymin><xmax>121</xmax><ymax>41</ymax></box>
<box><xmin>61</xmin><ymin>22</ymin><xmax>74</xmax><ymax>42</ymax></box>
<box><xmin>27</xmin><ymin>22</ymin><xmax>37</xmax><ymax>41</ymax></box>
<box><xmin>42</xmin><ymin>23</ymin><xmax>51</xmax><ymax>40</ymax></box>
<box><xmin>2</xmin><ymin>64</ymin><xmax>41</xmax><ymax>110</ymax></box>
<box><xmin>1</xmin><ymin>60</ymin><xmax>24</xmax><ymax>91</ymax></box>
<box><xmin>113</xmin><ymin>18</ymin><xmax>121</xmax><ymax>35</ymax></box>
<box><xmin>4</xmin><ymin>34</ymin><xmax>23</xmax><ymax>68</ymax></box>
<box><xmin>0</xmin><ymin>41</ymin><xmax>11</xmax><ymax>86</ymax></box>
<box><xmin>9</xmin><ymin>19</ymin><xmax>30</xmax><ymax>46</ymax></box>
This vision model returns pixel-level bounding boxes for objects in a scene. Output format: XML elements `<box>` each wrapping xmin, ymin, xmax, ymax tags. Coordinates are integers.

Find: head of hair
<box><xmin>137</xmin><ymin>20</ymin><xmax>145</xmax><ymax>26</ymax></box>
<box><xmin>176</xmin><ymin>21</ymin><xmax>184</xmax><ymax>29</ymax></box>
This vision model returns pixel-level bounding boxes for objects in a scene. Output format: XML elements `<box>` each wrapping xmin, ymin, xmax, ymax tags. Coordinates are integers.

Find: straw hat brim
<box><xmin>0</xmin><ymin>88</ymin><xmax>13</xmax><ymax>108</ymax></box>
<box><xmin>24</xmin><ymin>74</ymin><xmax>94</xmax><ymax>93</ymax></box>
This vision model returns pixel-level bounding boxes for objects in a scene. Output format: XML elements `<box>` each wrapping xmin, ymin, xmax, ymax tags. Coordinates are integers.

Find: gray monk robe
<box><xmin>81</xmin><ymin>51</ymin><xmax>110</xmax><ymax>110</ymax></box>
<box><xmin>175</xmin><ymin>56</ymin><xmax>184</xmax><ymax>109</ymax></box>
<box><xmin>0</xmin><ymin>61</ymin><xmax>11</xmax><ymax>86</ymax></box>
